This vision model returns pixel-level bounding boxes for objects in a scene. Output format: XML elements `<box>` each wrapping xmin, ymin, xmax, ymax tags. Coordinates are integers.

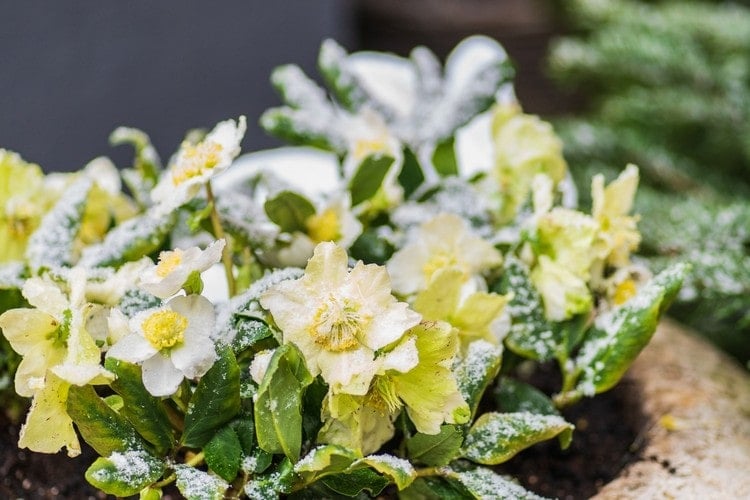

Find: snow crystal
<box><xmin>89</xmin><ymin>449</ymin><xmax>156</xmax><ymax>488</ymax></box>
<box><xmin>174</xmin><ymin>464</ymin><xmax>228</xmax><ymax>500</ymax></box>
<box><xmin>454</xmin><ymin>467</ymin><xmax>546</xmax><ymax>500</ymax></box>
<box><xmin>0</xmin><ymin>261</ymin><xmax>25</xmax><ymax>288</ymax></box>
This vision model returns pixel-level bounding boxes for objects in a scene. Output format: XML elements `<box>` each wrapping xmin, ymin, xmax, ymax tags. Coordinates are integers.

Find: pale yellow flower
<box><xmin>387</xmin><ymin>213</ymin><xmax>502</xmax><ymax>296</ymax></box>
<box><xmin>139</xmin><ymin>239</ymin><xmax>225</xmax><ymax>299</ymax></box>
<box><xmin>260</xmin><ymin>242</ymin><xmax>421</xmax><ymax>395</ymax></box>
<box><xmin>0</xmin><ymin>149</ymin><xmax>45</xmax><ymax>262</ymax></box>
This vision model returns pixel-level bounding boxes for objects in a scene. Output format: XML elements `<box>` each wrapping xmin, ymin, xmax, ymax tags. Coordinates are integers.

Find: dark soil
<box><xmin>1</xmin><ymin>373</ymin><xmax>645</xmax><ymax>499</ymax></box>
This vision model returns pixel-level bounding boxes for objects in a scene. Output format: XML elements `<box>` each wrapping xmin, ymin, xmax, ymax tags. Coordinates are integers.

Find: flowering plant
<box><xmin>0</xmin><ymin>37</ymin><xmax>686</xmax><ymax>499</ymax></box>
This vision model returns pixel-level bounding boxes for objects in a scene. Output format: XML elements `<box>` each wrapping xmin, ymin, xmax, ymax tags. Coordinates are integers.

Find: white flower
<box><xmin>260</xmin><ymin>242</ymin><xmax>421</xmax><ymax>395</ymax></box>
<box><xmin>249</xmin><ymin>349</ymin><xmax>276</xmax><ymax>385</ymax></box>
<box><xmin>107</xmin><ymin>295</ymin><xmax>217</xmax><ymax>397</ymax></box>
<box><xmin>387</xmin><ymin>213</ymin><xmax>503</xmax><ymax>296</ymax></box>
<box><xmin>139</xmin><ymin>239</ymin><xmax>225</xmax><ymax>299</ymax></box>
<box><xmin>152</xmin><ymin>116</ymin><xmax>247</xmax><ymax>210</ymax></box>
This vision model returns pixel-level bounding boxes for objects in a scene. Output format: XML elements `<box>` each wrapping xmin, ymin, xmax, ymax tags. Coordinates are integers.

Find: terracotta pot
<box><xmin>593</xmin><ymin>319</ymin><xmax>750</xmax><ymax>498</ymax></box>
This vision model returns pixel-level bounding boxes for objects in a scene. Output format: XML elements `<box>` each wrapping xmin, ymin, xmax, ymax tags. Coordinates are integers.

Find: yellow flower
<box><xmin>387</xmin><ymin>213</ymin><xmax>502</xmax><ymax>296</ymax></box>
<box><xmin>0</xmin><ymin>149</ymin><xmax>45</xmax><ymax>262</ymax></box>
<box><xmin>261</xmin><ymin>242</ymin><xmax>421</xmax><ymax>395</ymax></box>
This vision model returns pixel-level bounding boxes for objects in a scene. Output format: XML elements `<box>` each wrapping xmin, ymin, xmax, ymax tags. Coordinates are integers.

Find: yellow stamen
<box><xmin>366</xmin><ymin>376</ymin><xmax>402</xmax><ymax>415</ymax></box>
<box><xmin>155</xmin><ymin>249</ymin><xmax>183</xmax><ymax>278</ymax></box>
<box><xmin>142</xmin><ymin>310</ymin><xmax>188</xmax><ymax>350</ymax></box>
<box><xmin>422</xmin><ymin>251</ymin><xmax>460</xmax><ymax>283</ymax></box>
<box><xmin>309</xmin><ymin>295</ymin><xmax>367</xmax><ymax>352</ymax></box>
<box><xmin>613</xmin><ymin>278</ymin><xmax>637</xmax><ymax>305</ymax></box>
<box><xmin>306</xmin><ymin>208</ymin><xmax>340</xmax><ymax>243</ymax></box>
<box><xmin>353</xmin><ymin>138</ymin><xmax>387</xmax><ymax>162</ymax></box>
<box><xmin>171</xmin><ymin>141</ymin><xmax>223</xmax><ymax>185</ymax></box>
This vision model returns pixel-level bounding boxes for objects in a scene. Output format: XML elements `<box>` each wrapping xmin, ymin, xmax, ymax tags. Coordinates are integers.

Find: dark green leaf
<box><xmin>348</xmin><ymin>228</ymin><xmax>395</xmax><ymax>265</ymax></box>
<box><xmin>85</xmin><ymin>449</ymin><xmax>165</xmax><ymax>497</ymax></box>
<box><xmin>205</xmin><ymin>426</ymin><xmax>242</xmax><ymax>482</ymax></box>
<box><xmin>398</xmin><ymin>147</ymin><xmax>425</xmax><ymax>198</ymax></box>
<box><xmin>264</xmin><ymin>190</ymin><xmax>317</xmax><ymax>233</ymax></box>
<box><xmin>349</xmin><ymin>154</ymin><xmax>395</xmax><ymax>206</ymax></box>
<box><xmin>317</xmin><ymin>39</ymin><xmax>366</xmax><ymax>111</ymax></box>
<box><xmin>461</xmin><ymin>412</ymin><xmax>574</xmax><ymax>465</ymax></box>
<box><xmin>254</xmin><ymin>343</ymin><xmax>313</xmax><ymax>462</ymax></box>
<box><xmin>496</xmin><ymin>257</ymin><xmax>561</xmax><ymax>361</ymax></box>
<box><xmin>230</xmin><ymin>414</ymin><xmax>255</xmax><ymax>454</ymax></box>
<box><xmin>231</xmin><ymin>316</ymin><xmax>274</xmax><ymax>354</ymax></box>
<box><xmin>432</xmin><ymin>138</ymin><xmax>458</xmax><ymax>177</ymax></box>
<box><xmin>182</xmin><ymin>347</ymin><xmax>241</xmax><ymax>448</ymax></box>
<box><xmin>186</xmin><ymin>200</ymin><xmax>214</xmax><ymax>233</ymax></box>
<box><xmin>399</xmin><ymin>476</ymin><xmax>472</xmax><ymax>500</ymax></box>
<box><xmin>570</xmin><ymin>263</ymin><xmax>689</xmax><ymax>399</ymax></box>
<box><xmin>259</xmin><ymin>107</ymin><xmax>341</xmax><ymax>153</ymax></box>
<box><xmin>352</xmin><ymin>455</ymin><xmax>416</xmax><ymax>491</ymax></box>
<box><xmin>105</xmin><ymin>358</ymin><xmax>174</xmax><ymax>453</ymax></box>
<box><xmin>451</xmin><ymin>466</ymin><xmax>545</xmax><ymax>499</ymax></box>
<box><xmin>495</xmin><ymin>377</ymin><xmax>559</xmax><ymax>416</ymax></box>
<box><xmin>320</xmin><ymin>468</ymin><xmax>389</xmax><ymax>497</ymax></box>
<box><xmin>454</xmin><ymin>341</ymin><xmax>503</xmax><ymax>419</ymax></box>
<box><xmin>406</xmin><ymin>425</ymin><xmax>465</xmax><ymax>466</ymax></box>
<box><xmin>67</xmin><ymin>385</ymin><xmax>146</xmax><ymax>457</ymax></box>
<box><xmin>244</xmin><ymin>458</ymin><xmax>295</xmax><ymax>498</ymax></box>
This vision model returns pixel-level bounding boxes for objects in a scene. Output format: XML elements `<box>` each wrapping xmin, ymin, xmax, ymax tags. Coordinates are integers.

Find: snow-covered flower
<box><xmin>318</xmin><ymin>321</ymin><xmax>469</xmax><ymax>454</ymax></box>
<box><xmin>531</xmin><ymin>255</ymin><xmax>592</xmax><ymax>322</ymax></box>
<box><xmin>260</xmin><ymin>242</ymin><xmax>421</xmax><ymax>395</ymax></box>
<box><xmin>107</xmin><ymin>294</ymin><xmax>217</xmax><ymax>397</ymax></box>
<box><xmin>387</xmin><ymin>213</ymin><xmax>502</xmax><ymax>296</ymax></box>
<box><xmin>139</xmin><ymin>239</ymin><xmax>225</xmax><ymax>299</ymax></box>
<box><xmin>151</xmin><ymin>116</ymin><xmax>247</xmax><ymax>210</ymax></box>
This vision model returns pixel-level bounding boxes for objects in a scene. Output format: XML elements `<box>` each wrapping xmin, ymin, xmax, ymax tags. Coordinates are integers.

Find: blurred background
<box><xmin>2</xmin><ymin>0</ymin><xmax>749</xmax><ymax>363</ymax></box>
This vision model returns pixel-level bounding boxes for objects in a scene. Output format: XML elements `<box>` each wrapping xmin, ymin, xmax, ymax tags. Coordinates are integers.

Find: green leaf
<box><xmin>264</xmin><ymin>190</ymin><xmax>316</xmax><ymax>234</ymax></box>
<box><xmin>495</xmin><ymin>257</ymin><xmax>560</xmax><ymax>361</ymax></box>
<box><xmin>353</xmin><ymin>454</ymin><xmax>416</xmax><ymax>491</ymax></box>
<box><xmin>182</xmin><ymin>347</ymin><xmax>241</xmax><ymax>448</ymax></box>
<box><xmin>570</xmin><ymin>263</ymin><xmax>689</xmax><ymax>399</ymax></box>
<box><xmin>271</xmin><ymin>64</ymin><xmax>330</xmax><ymax>110</ymax></box>
<box><xmin>398</xmin><ymin>147</ymin><xmax>425</xmax><ymax>198</ymax></box>
<box><xmin>67</xmin><ymin>385</ymin><xmax>146</xmax><ymax>457</ymax></box>
<box><xmin>109</xmin><ymin>126</ymin><xmax>162</xmax><ymax>185</ymax></box>
<box><xmin>406</xmin><ymin>425</ymin><xmax>465</xmax><ymax>466</ymax></box>
<box><xmin>461</xmin><ymin>412</ymin><xmax>574</xmax><ymax>465</ymax></box>
<box><xmin>186</xmin><ymin>200</ymin><xmax>214</xmax><ymax>233</ymax></box>
<box><xmin>432</xmin><ymin>138</ymin><xmax>459</xmax><ymax>177</ymax></box>
<box><xmin>320</xmin><ymin>468</ymin><xmax>390</xmax><ymax>497</ymax></box>
<box><xmin>399</xmin><ymin>476</ymin><xmax>472</xmax><ymax>500</ymax></box>
<box><xmin>241</xmin><ymin>447</ymin><xmax>274</xmax><ymax>475</ymax></box>
<box><xmin>349</xmin><ymin>154</ymin><xmax>395</xmax><ymax>206</ymax></box>
<box><xmin>245</xmin><ymin>458</ymin><xmax>295</xmax><ymax>498</ymax></box>
<box><xmin>348</xmin><ymin>228</ymin><xmax>395</xmax><ymax>265</ymax></box>
<box><xmin>85</xmin><ymin>449</ymin><xmax>165</xmax><ymax>497</ymax></box>
<box><xmin>205</xmin><ymin>426</ymin><xmax>242</xmax><ymax>482</ymax></box>
<box><xmin>231</xmin><ymin>316</ymin><xmax>274</xmax><ymax>354</ymax></box>
<box><xmin>259</xmin><ymin>106</ymin><xmax>342</xmax><ymax>153</ymax></box>
<box><xmin>454</xmin><ymin>340</ymin><xmax>503</xmax><ymax>419</ymax></box>
<box><xmin>494</xmin><ymin>377</ymin><xmax>560</xmax><ymax>416</ymax></box>
<box><xmin>254</xmin><ymin>343</ymin><xmax>313</xmax><ymax>462</ymax></box>
<box><xmin>451</xmin><ymin>466</ymin><xmax>545</xmax><ymax>500</ymax></box>
<box><xmin>174</xmin><ymin>464</ymin><xmax>229</xmax><ymax>500</ymax></box>
<box><xmin>231</xmin><ymin>414</ymin><xmax>255</xmax><ymax>454</ymax></box>
<box><xmin>317</xmin><ymin>38</ymin><xmax>366</xmax><ymax>111</ymax></box>
<box><xmin>105</xmin><ymin>358</ymin><xmax>174</xmax><ymax>453</ymax></box>
<box><xmin>79</xmin><ymin>207</ymin><xmax>175</xmax><ymax>268</ymax></box>
<box><xmin>25</xmin><ymin>177</ymin><xmax>91</xmax><ymax>272</ymax></box>
<box><xmin>294</xmin><ymin>444</ymin><xmax>358</xmax><ymax>485</ymax></box>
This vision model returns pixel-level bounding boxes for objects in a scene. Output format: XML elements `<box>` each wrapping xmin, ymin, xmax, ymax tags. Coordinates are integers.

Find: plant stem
<box><xmin>205</xmin><ymin>181</ymin><xmax>236</xmax><ymax>297</ymax></box>
<box><xmin>151</xmin><ymin>452</ymin><xmax>206</xmax><ymax>489</ymax></box>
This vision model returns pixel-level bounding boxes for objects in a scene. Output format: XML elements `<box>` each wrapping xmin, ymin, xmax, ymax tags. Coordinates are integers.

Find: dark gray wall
<box><xmin>0</xmin><ymin>1</ymin><xmax>355</xmax><ymax>172</ymax></box>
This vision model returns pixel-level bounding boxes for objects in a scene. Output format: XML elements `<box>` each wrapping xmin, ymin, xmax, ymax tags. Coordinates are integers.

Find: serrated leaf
<box><xmin>398</xmin><ymin>147</ymin><xmax>425</xmax><ymax>198</ymax></box>
<box><xmin>174</xmin><ymin>464</ymin><xmax>229</xmax><ymax>500</ymax></box>
<box><xmin>67</xmin><ymin>385</ymin><xmax>146</xmax><ymax>457</ymax></box>
<box><xmin>294</xmin><ymin>444</ymin><xmax>358</xmax><ymax>485</ymax></box>
<box><xmin>451</xmin><ymin>466</ymin><xmax>545</xmax><ymax>500</ymax></box>
<box><xmin>25</xmin><ymin>178</ymin><xmax>91</xmax><ymax>272</ymax></box>
<box><xmin>495</xmin><ymin>377</ymin><xmax>559</xmax><ymax>416</ymax></box>
<box><xmin>571</xmin><ymin>263</ymin><xmax>689</xmax><ymax>399</ymax></box>
<box><xmin>79</xmin><ymin>207</ymin><xmax>175</xmax><ymax>268</ymax></box>
<box><xmin>354</xmin><ymin>454</ymin><xmax>416</xmax><ymax>491</ymax></box>
<box><xmin>432</xmin><ymin>138</ymin><xmax>459</xmax><ymax>177</ymax></box>
<box><xmin>205</xmin><ymin>426</ymin><xmax>242</xmax><ymax>482</ymax></box>
<box><xmin>454</xmin><ymin>340</ymin><xmax>503</xmax><ymax>419</ymax></box>
<box><xmin>496</xmin><ymin>257</ymin><xmax>560</xmax><ymax>361</ymax></box>
<box><xmin>461</xmin><ymin>412</ymin><xmax>574</xmax><ymax>465</ymax></box>
<box><xmin>254</xmin><ymin>343</ymin><xmax>313</xmax><ymax>462</ymax></box>
<box><xmin>264</xmin><ymin>190</ymin><xmax>316</xmax><ymax>234</ymax></box>
<box><xmin>406</xmin><ymin>425</ymin><xmax>464</xmax><ymax>466</ymax></box>
<box><xmin>182</xmin><ymin>347</ymin><xmax>241</xmax><ymax>448</ymax></box>
<box><xmin>320</xmin><ymin>467</ymin><xmax>389</xmax><ymax>497</ymax></box>
<box><xmin>85</xmin><ymin>448</ymin><xmax>165</xmax><ymax>497</ymax></box>
<box><xmin>349</xmin><ymin>154</ymin><xmax>395</xmax><ymax>206</ymax></box>
<box><xmin>105</xmin><ymin>358</ymin><xmax>174</xmax><ymax>453</ymax></box>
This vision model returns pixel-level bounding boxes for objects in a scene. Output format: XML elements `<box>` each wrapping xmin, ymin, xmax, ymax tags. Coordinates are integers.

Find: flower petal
<box><xmin>170</xmin><ymin>334</ymin><xmax>216</xmax><ymax>379</ymax></box>
<box><xmin>141</xmin><ymin>354</ymin><xmax>183</xmax><ymax>397</ymax></box>
<box><xmin>107</xmin><ymin>334</ymin><xmax>158</xmax><ymax>364</ymax></box>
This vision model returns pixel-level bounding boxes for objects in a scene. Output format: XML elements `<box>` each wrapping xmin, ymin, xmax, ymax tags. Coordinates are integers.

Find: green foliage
<box><xmin>85</xmin><ymin>449</ymin><xmax>165</xmax><ymax>497</ymax></box>
<box><xmin>264</xmin><ymin>191</ymin><xmax>317</xmax><ymax>233</ymax></box>
<box><xmin>349</xmin><ymin>154</ymin><xmax>395</xmax><ymax>206</ymax></box>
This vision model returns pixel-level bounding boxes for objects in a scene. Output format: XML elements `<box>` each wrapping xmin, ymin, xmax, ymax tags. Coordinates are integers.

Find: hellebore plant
<box><xmin>0</xmin><ymin>36</ymin><xmax>686</xmax><ymax>499</ymax></box>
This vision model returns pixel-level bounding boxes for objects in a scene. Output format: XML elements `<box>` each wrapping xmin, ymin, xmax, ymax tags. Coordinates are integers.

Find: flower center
<box><xmin>171</xmin><ymin>141</ymin><xmax>223</xmax><ymax>185</ymax></box>
<box><xmin>306</xmin><ymin>208</ymin><xmax>340</xmax><ymax>243</ymax></box>
<box><xmin>422</xmin><ymin>251</ymin><xmax>461</xmax><ymax>283</ymax></box>
<box><xmin>613</xmin><ymin>278</ymin><xmax>636</xmax><ymax>305</ymax></box>
<box><xmin>309</xmin><ymin>295</ymin><xmax>366</xmax><ymax>352</ymax></box>
<box><xmin>366</xmin><ymin>376</ymin><xmax>402</xmax><ymax>415</ymax></box>
<box><xmin>142</xmin><ymin>310</ymin><xmax>188</xmax><ymax>350</ymax></box>
<box><xmin>155</xmin><ymin>249</ymin><xmax>184</xmax><ymax>277</ymax></box>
